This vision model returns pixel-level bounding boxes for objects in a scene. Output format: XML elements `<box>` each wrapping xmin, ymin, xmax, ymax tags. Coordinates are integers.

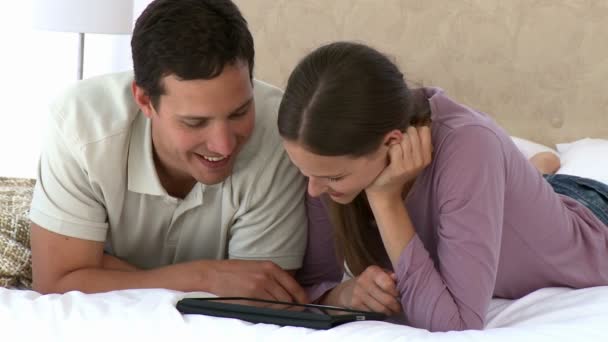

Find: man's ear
<box><xmin>131</xmin><ymin>81</ymin><xmax>155</xmax><ymax>118</ymax></box>
<box><xmin>382</xmin><ymin>129</ymin><xmax>404</xmax><ymax>147</ymax></box>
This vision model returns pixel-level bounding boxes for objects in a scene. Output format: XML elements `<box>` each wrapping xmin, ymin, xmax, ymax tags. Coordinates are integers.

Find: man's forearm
<box><xmin>35</xmin><ymin>258</ymin><xmax>307</xmax><ymax>303</ymax></box>
<box><xmin>102</xmin><ymin>254</ymin><xmax>139</xmax><ymax>271</ymax></box>
<box><xmin>39</xmin><ymin>260</ymin><xmax>207</xmax><ymax>294</ymax></box>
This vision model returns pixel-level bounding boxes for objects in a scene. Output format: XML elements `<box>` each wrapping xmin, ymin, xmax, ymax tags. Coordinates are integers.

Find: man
<box><xmin>29</xmin><ymin>0</ymin><xmax>308</xmax><ymax>303</ymax></box>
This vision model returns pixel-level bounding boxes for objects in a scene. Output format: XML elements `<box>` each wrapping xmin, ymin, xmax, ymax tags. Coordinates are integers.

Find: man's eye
<box><xmin>230</xmin><ymin>111</ymin><xmax>248</xmax><ymax>119</ymax></box>
<box><xmin>328</xmin><ymin>176</ymin><xmax>343</xmax><ymax>182</ymax></box>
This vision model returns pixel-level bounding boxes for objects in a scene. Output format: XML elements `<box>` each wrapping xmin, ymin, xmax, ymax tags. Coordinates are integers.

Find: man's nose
<box><xmin>207</xmin><ymin>122</ymin><xmax>236</xmax><ymax>156</ymax></box>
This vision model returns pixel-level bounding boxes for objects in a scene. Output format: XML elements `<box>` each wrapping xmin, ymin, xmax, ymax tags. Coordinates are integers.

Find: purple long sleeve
<box><xmin>295</xmin><ymin>195</ymin><xmax>343</xmax><ymax>302</ymax></box>
<box><xmin>394</xmin><ymin>126</ymin><xmax>505</xmax><ymax>331</ymax></box>
<box><xmin>299</xmin><ymin>88</ymin><xmax>608</xmax><ymax>331</ymax></box>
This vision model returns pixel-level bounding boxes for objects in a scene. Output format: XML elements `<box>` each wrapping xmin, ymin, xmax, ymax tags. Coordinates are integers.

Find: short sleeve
<box><xmin>227</xmin><ymin>142</ymin><xmax>307</xmax><ymax>270</ymax></box>
<box><xmin>29</xmin><ymin>113</ymin><xmax>108</xmax><ymax>241</ymax></box>
<box><xmin>227</xmin><ymin>81</ymin><xmax>308</xmax><ymax>270</ymax></box>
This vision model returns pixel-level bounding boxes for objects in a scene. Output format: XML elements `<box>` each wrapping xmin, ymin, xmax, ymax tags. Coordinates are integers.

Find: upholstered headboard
<box><xmin>234</xmin><ymin>0</ymin><xmax>608</xmax><ymax>147</ymax></box>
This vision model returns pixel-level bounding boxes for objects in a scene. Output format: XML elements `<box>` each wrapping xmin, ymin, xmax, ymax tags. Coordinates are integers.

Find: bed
<box><xmin>2</xmin><ymin>0</ymin><xmax>608</xmax><ymax>341</ymax></box>
<box><xmin>2</xmin><ymin>286</ymin><xmax>608</xmax><ymax>341</ymax></box>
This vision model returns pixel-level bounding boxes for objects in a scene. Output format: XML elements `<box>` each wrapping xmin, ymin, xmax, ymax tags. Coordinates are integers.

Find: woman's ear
<box><xmin>131</xmin><ymin>81</ymin><xmax>155</xmax><ymax>118</ymax></box>
<box><xmin>382</xmin><ymin>129</ymin><xmax>404</xmax><ymax>147</ymax></box>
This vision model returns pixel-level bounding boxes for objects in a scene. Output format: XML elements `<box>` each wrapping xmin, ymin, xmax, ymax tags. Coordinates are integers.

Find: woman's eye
<box><xmin>328</xmin><ymin>177</ymin><xmax>343</xmax><ymax>182</ymax></box>
<box><xmin>183</xmin><ymin>119</ymin><xmax>207</xmax><ymax>128</ymax></box>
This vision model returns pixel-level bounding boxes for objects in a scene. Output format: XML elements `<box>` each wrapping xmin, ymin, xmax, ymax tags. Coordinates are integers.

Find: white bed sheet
<box><xmin>2</xmin><ymin>286</ymin><xmax>607</xmax><ymax>342</ymax></box>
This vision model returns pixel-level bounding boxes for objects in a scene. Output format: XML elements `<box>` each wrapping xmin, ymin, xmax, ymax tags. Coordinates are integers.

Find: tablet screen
<box><xmin>190</xmin><ymin>297</ymin><xmax>370</xmax><ymax>316</ymax></box>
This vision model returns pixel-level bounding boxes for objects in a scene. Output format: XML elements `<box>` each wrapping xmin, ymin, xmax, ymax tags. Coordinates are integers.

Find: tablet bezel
<box><xmin>176</xmin><ymin>296</ymin><xmax>387</xmax><ymax>329</ymax></box>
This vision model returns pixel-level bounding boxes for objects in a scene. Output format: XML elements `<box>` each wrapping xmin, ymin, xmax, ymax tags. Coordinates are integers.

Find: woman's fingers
<box><xmin>418</xmin><ymin>126</ymin><xmax>433</xmax><ymax>166</ymax></box>
<box><xmin>387</xmin><ymin>142</ymin><xmax>405</xmax><ymax>180</ymax></box>
<box><xmin>374</xmin><ymin>271</ymin><xmax>399</xmax><ymax>297</ymax></box>
<box><xmin>406</xmin><ymin>126</ymin><xmax>423</xmax><ymax>169</ymax></box>
<box><xmin>367</xmin><ymin>126</ymin><xmax>432</xmax><ymax>196</ymax></box>
<box><xmin>355</xmin><ymin>266</ymin><xmax>402</xmax><ymax>315</ymax></box>
<box><xmin>368</xmin><ymin>284</ymin><xmax>401</xmax><ymax>314</ymax></box>
<box><xmin>371</xmin><ymin>269</ymin><xmax>401</xmax><ymax>313</ymax></box>
<box><xmin>352</xmin><ymin>285</ymin><xmax>395</xmax><ymax>315</ymax></box>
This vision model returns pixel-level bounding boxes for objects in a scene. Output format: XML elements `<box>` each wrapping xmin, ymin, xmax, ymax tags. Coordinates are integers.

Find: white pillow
<box><xmin>510</xmin><ymin>136</ymin><xmax>558</xmax><ymax>159</ymax></box>
<box><xmin>556</xmin><ymin>138</ymin><xmax>608</xmax><ymax>185</ymax></box>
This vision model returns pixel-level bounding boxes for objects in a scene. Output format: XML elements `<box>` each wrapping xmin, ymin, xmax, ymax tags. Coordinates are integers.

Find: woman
<box><xmin>278</xmin><ymin>42</ymin><xmax>608</xmax><ymax>331</ymax></box>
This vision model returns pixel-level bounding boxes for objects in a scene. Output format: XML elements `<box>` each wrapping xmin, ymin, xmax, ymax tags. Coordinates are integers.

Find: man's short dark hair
<box><xmin>131</xmin><ymin>0</ymin><xmax>254</xmax><ymax>107</ymax></box>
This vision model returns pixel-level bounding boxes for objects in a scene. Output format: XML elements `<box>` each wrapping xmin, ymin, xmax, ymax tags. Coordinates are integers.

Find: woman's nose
<box><xmin>307</xmin><ymin>177</ymin><xmax>326</xmax><ymax>197</ymax></box>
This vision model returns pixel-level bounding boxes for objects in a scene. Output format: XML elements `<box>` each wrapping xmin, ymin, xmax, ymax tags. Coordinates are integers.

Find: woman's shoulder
<box><xmin>432</xmin><ymin>121</ymin><xmax>511</xmax><ymax>164</ymax></box>
<box><xmin>426</xmin><ymin>88</ymin><xmax>498</xmax><ymax>131</ymax></box>
<box><xmin>427</xmin><ymin>115</ymin><xmax>515</xmax><ymax>191</ymax></box>
<box><xmin>424</xmin><ymin>88</ymin><xmax>516</xmax><ymax>160</ymax></box>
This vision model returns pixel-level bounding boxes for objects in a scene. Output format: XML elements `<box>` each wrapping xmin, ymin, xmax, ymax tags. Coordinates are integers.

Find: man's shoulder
<box><xmin>49</xmin><ymin>71</ymin><xmax>140</xmax><ymax>147</ymax></box>
<box><xmin>253</xmin><ymin>79</ymin><xmax>283</xmax><ymax>98</ymax></box>
<box><xmin>252</xmin><ymin>79</ymin><xmax>283</xmax><ymax>120</ymax></box>
<box><xmin>242</xmin><ymin>79</ymin><xmax>284</xmax><ymax>155</ymax></box>
<box><xmin>221</xmin><ymin>81</ymin><xmax>306</xmax><ymax>232</ymax></box>
<box><xmin>230</xmin><ymin>80</ymin><xmax>294</xmax><ymax>184</ymax></box>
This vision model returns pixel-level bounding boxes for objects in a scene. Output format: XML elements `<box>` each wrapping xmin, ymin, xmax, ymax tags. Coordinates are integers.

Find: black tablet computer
<box><xmin>176</xmin><ymin>297</ymin><xmax>387</xmax><ymax>329</ymax></box>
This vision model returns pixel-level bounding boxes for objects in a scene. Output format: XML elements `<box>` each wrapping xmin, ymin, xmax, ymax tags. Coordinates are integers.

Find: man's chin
<box><xmin>190</xmin><ymin>165</ymin><xmax>233</xmax><ymax>185</ymax></box>
<box><xmin>195</xmin><ymin>171</ymin><xmax>233</xmax><ymax>185</ymax></box>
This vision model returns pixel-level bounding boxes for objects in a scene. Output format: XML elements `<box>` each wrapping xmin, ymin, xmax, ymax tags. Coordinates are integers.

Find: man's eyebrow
<box><xmin>229</xmin><ymin>97</ymin><xmax>254</xmax><ymax>114</ymax></box>
<box><xmin>176</xmin><ymin>97</ymin><xmax>253</xmax><ymax>120</ymax></box>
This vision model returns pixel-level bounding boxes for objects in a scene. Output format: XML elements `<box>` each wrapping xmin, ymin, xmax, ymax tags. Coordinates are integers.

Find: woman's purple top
<box><xmin>296</xmin><ymin>87</ymin><xmax>608</xmax><ymax>331</ymax></box>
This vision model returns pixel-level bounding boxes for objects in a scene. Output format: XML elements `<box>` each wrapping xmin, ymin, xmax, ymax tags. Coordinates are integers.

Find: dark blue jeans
<box><xmin>543</xmin><ymin>174</ymin><xmax>608</xmax><ymax>226</ymax></box>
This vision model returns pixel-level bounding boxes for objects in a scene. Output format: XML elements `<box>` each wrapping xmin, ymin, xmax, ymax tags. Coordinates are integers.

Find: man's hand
<box><xmin>201</xmin><ymin>259</ymin><xmax>308</xmax><ymax>304</ymax></box>
<box><xmin>325</xmin><ymin>265</ymin><xmax>401</xmax><ymax>315</ymax></box>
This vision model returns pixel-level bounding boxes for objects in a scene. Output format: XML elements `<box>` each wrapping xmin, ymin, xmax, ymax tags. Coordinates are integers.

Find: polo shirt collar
<box><xmin>127</xmin><ymin>112</ymin><xmax>167</xmax><ymax>196</ymax></box>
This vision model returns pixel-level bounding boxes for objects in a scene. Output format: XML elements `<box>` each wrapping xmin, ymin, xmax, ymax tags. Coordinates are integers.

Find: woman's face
<box><xmin>283</xmin><ymin>140</ymin><xmax>388</xmax><ymax>204</ymax></box>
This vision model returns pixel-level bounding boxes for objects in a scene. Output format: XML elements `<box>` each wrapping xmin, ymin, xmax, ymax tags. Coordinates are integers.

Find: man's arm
<box><xmin>102</xmin><ymin>254</ymin><xmax>139</xmax><ymax>272</ymax></box>
<box><xmin>31</xmin><ymin>81</ymin><xmax>307</xmax><ymax>300</ymax></box>
<box><xmin>103</xmin><ymin>252</ymin><xmax>297</xmax><ymax>277</ymax></box>
<box><xmin>31</xmin><ymin>223</ymin><xmax>193</xmax><ymax>293</ymax></box>
<box><xmin>31</xmin><ymin>223</ymin><xmax>307</xmax><ymax>302</ymax></box>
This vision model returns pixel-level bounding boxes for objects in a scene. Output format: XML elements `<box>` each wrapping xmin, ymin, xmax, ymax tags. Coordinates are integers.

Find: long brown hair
<box><xmin>278</xmin><ymin>42</ymin><xmax>430</xmax><ymax>275</ymax></box>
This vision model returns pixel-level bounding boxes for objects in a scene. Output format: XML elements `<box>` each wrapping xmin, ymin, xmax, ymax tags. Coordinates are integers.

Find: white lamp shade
<box><xmin>32</xmin><ymin>0</ymin><xmax>134</xmax><ymax>34</ymax></box>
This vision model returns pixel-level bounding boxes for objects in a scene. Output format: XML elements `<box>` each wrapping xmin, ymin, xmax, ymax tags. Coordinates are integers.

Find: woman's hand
<box><xmin>327</xmin><ymin>265</ymin><xmax>401</xmax><ymax>316</ymax></box>
<box><xmin>366</xmin><ymin>126</ymin><xmax>433</xmax><ymax>201</ymax></box>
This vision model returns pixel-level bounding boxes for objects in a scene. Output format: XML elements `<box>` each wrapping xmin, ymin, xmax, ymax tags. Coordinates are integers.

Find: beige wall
<box><xmin>234</xmin><ymin>0</ymin><xmax>608</xmax><ymax>146</ymax></box>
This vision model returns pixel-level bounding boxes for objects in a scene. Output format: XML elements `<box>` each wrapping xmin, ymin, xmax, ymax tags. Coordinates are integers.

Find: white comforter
<box><xmin>2</xmin><ymin>286</ymin><xmax>608</xmax><ymax>342</ymax></box>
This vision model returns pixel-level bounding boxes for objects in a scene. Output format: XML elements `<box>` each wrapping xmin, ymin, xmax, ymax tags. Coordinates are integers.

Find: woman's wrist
<box><xmin>365</xmin><ymin>191</ymin><xmax>416</xmax><ymax>267</ymax></box>
<box><xmin>366</xmin><ymin>190</ymin><xmax>403</xmax><ymax>216</ymax></box>
<box><xmin>366</xmin><ymin>187</ymin><xmax>398</xmax><ymax>204</ymax></box>
<box><xmin>366</xmin><ymin>178</ymin><xmax>416</xmax><ymax>208</ymax></box>
<box><xmin>321</xmin><ymin>280</ymin><xmax>350</xmax><ymax>307</ymax></box>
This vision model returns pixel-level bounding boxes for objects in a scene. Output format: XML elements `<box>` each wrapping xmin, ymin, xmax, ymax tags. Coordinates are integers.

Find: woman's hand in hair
<box><xmin>366</xmin><ymin>126</ymin><xmax>433</xmax><ymax>202</ymax></box>
<box><xmin>363</xmin><ymin>126</ymin><xmax>431</xmax><ymax>271</ymax></box>
<box><xmin>326</xmin><ymin>265</ymin><xmax>401</xmax><ymax>316</ymax></box>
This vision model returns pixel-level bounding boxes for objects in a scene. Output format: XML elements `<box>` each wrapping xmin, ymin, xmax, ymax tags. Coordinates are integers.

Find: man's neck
<box><xmin>153</xmin><ymin>152</ymin><xmax>196</xmax><ymax>199</ymax></box>
<box><xmin>162</xmin><ymin>176</ymin><xmax>197</xmax><ymax>199</ymax></box>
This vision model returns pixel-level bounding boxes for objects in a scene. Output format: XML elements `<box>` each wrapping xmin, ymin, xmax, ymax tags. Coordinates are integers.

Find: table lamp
<box><xmin>32</xmin><ymin>0</ymin><xmax>134</xmax><ymax>80</ymax></box>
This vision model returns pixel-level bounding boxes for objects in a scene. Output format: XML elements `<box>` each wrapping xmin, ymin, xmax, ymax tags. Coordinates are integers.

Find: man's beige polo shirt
<box><xmin>29</xmin><ymin>72</ymin><xmax>307</xmax><ymax>270</ymax></box>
